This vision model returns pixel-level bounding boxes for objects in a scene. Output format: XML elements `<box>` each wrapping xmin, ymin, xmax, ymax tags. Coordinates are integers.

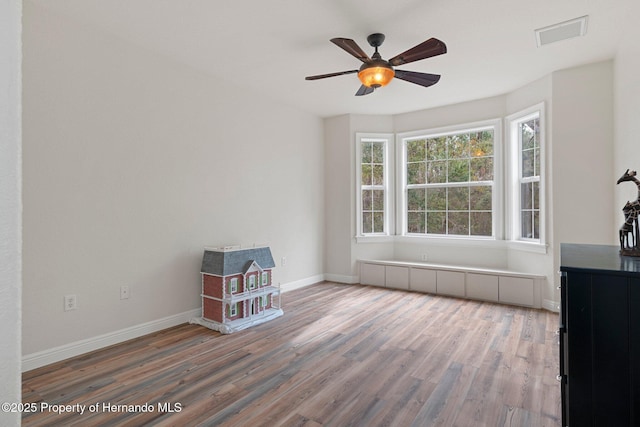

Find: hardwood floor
<box><xmin>22</xmin><ymin>282</ymin><xmax>561</xmax><ymax>426</ymax></box>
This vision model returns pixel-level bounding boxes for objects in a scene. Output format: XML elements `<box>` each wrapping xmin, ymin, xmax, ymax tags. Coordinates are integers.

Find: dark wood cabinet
<box><xmin>560</xmin><ymin>243</ymin><xmax>640</xmax><ymax>426</ymax></box>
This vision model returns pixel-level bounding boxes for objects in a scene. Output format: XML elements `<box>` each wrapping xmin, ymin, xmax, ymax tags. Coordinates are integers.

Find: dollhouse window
<box><xmin>249</xmin><ymin>275</ymin><xmax>256</xmax><ymax>290</ymax></box>
<box><xmin>229</xmin><ymin>277</ymin><xmax>238</xmax><ymax>293</ymax></box>
<box><xmin>228</xmin><ymin>303</ymin><xmax>237</xmax><ymax>317</ymax></box>
<box><xmin>261</xmin><ymin>272</ymin><xmax>268</xmax><ymax>286</ymax></box>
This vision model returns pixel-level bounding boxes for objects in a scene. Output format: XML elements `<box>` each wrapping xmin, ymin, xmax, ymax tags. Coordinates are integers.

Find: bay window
<box><xmin>355</xmin><ymin>107</ymin><xmax>544</xmax><ymax>249</ymax></box>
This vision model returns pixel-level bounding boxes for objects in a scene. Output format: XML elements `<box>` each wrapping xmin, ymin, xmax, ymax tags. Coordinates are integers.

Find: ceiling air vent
<box><xmin>535</xmin><ymin>15</ymin><xmax>588</xmax><ymax>48</ymax></box>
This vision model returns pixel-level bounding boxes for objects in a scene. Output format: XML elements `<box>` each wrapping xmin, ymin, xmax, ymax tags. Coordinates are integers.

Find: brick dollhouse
<box><xmin>190</xmin><ymin>246</ymin><xmax>283</xmax><ymax>334</ymax></box>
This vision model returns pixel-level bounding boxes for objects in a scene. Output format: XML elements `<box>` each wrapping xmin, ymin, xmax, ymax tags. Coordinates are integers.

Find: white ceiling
<box><xmin>36</xmin><ymin>0</ymin><xmax>632</xmax><ymax>117</ymax></box>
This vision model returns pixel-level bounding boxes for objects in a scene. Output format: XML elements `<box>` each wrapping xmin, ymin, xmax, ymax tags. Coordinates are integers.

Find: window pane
<box><xmin>407</xmin><ymin>140</ymin><xmax>426</xmax><ymax>162</ymax></box>
<box><xmin>470</xmin><ymin>212</ymin><xmax>492</xmax><ymax>236</ymax></box>
<box><xmin>521</xmin><ymin>125</ymin><xmax>535</xmax><ymax>149</ymax></box>
<box><xmin>373</xmin><ymin>212</ymin><xmax>384</xmax><ymax>233</ymax></box>
<box><xmin>470</xmin><ymin>186</ymin><xmax>492</xmax><ymax>211</ymax></box>
<box><xmin>470</xmin><ymin>157</ymin><xmax>493</xmax><ymax>181</ymax></box>
<box><xmin>521</xmin><ymin>183</ymin><xmax>532</xmax><ymax>210</ymax></box>
<box><xmin>362</xmin><ymin>190</ymin><xmax>372</xmax><ymax>210</ymax></box>
<box><xmin>521</xmin><ymin>211</ymin><xmax>533</xmax><ymax>239</ymax></box>
<box><xmin>522</xmin><ymin>149</ymin><xmax>534</xmax><ymax>177</ymax></box>
<box><xmin>448</xmin><ymin>159</ymin><xmax>469</xmax><ymax>182</ymax></box>
<box><xmin>427</xmin><ymin>211</ymin><xmax>446</xmax><ymax>234</ymax></box>
<box><xmin>533</xmin><ymin>181</ymin><xmax>539</xmax><ymax>209</ymax></box>
<box><xmin>428</xmin><ymin>161</ymin><xmax>447</xmax><ymax>183</ymax></box>
<box><xmin>470</xmin><ymin>132</ymin><xmax>493</xmax><ymax>156</ymax></box>
<box><xmin>361</xmin><ymin>164</ymin><xmax>372</xmax><ymax>185</ymax></box>
<box><xmin>534</xmin><ymin>148</ymin><xmax>540</xmax><ymax>176</ymax></box>
<box><xmin>372</xmin><ymin>165</ymin><xmax>384</xmax><ymax>185</ymax></box>
<box><xmin>426</xmin><ymin>188</ymin><xmax>446</xmax><ymax>210</ymax></box>
<box><xmin>533</xmin><ymin>211</ymin><xmax>540</xmax><ymax>239</ymax></box>
<box><xmin>361</xmin><ymin>142</ymin><xmax>372</xmax><ymax>163</ymax></box>
<box><xmin>408</xmin><ymin>188</ymin><xmax>426</xmax><ymax>211</ymax></box>
<box><xmin>448</xmin><ymin>134</ymin><xmax>470</xmax><ymax>158</ymax></box>
<box><xmin>448</xmin><ymin>187</ymin><xmax>469</xmax><ymax>211</ymax></box>
<box><xmin>448</xmin><ymin>211</ymin><xmax>469</xmax><ymax>235</ymax></box>
<box><xmin>407</xmin><ymin>162</ymin><xmax>426</xmax><ymax>184</ymax></box>
<box><xmin>427</xmin><ymin>137</ymin><xmax>447</xmax><ymax>160</ymax></box>
<box><xmin>362</xmin><ymin>212</ymin><xmax>373</xmax><ymax>233</ymax></box>
<box><xmin>372</xmin><ymin>142</ymin><xmax>384</xmax><ymax>163</ymax></box>
<box><xmin>372</xmin><ymin>190</ymin><xmax>384</xmax><ymax>210</ymax></box>
<box><xmin>408</xmin><ymin>212</ymin><xmax>425</xmax><ymax>233</ymax></box>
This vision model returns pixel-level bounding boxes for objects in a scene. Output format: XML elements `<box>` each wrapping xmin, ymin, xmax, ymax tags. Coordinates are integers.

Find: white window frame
<box><xmin>506</xmin><ymin>103</ymin><xmax>546</xmax><ymax>252</ymax></box>
<box><xmin>355</xmin><ymin>133</ymin><xmax>395</xmax><ymax>242</ymax></box>
<box><xmin>261</xmin><ymin>272</ymin><xmax>268</xmax><ymax>286</ymax></box>
<box><xmin>396</xmin><ymin>119</ymin><xmax>503</xmax><ymax>241</ymax></box>
<box><xmin>248</xmin><ymin>274</ymin><xmax>256</xmax><ymax>290</ymax></box>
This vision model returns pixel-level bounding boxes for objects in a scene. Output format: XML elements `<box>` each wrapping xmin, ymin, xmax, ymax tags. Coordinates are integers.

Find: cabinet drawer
<box><xmin>386</xmin><ymin>266</ymin><xmax>409</xmax><ymax>290</ymax></box>
<box><xmin>360</xmin><ymin>263</ymin><xmax>385</xmax><ymax>287</ymax></box>
<box><xmin>410</xmin><ymin>268</ymin><xmax>437</xmax><ymax>293</ymax></box>
<box><xmin>499</xmin><ymin>276</ymin><xmax>534</xmax><ymax>306</ymax></box>
<box><xmin>437</xmin><ymin>270</ymin><xmax>465</xmax><ymax>297</ymax></box>
<box><xmin>467</xmin><ymin>273</ymin><xmax>499</xmax><ymax>301</ymax></box>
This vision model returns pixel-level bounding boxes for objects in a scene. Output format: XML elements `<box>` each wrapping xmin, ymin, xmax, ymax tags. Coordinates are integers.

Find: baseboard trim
<box><xmin>543</xmin><ymin>299</ymin><xmax>559</xmax><ymax>312</ymax></box>
<box><xmin>22</xmin><ymin>308</ymin><xmax>201</xmax><ymax>372</ymax></box>
<box><xmin>22</xmin><ymin>274</ymin><xmax>380</xmax><ymax>371</ymax></box>
<box><xmin>280</xmin><ymin>274</ymin><xmax>325</xmax><ymax>293</ymax></box>
<box><xmin>22</xmin><ymin>274</ymin><xmax>328</xmax><ymax>371</ymax></box>
<box><xmin>324</xmin><ymin>273</ymin><xmax>359</xmax><ymax>284</ymax></box>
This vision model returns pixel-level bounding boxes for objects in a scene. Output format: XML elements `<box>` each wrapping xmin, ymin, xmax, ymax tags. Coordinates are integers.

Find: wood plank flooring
<box><xmin>22</xmin><ymin>282</ymin><xmax>561</xmax><ymax>426</ymax></box>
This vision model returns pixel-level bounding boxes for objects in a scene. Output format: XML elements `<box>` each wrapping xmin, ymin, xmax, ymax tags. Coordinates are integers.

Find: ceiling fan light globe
<box><xmin>358</xmin><ymin>65</ymin><xmax>395</xmax><ymax>88</ymax></box>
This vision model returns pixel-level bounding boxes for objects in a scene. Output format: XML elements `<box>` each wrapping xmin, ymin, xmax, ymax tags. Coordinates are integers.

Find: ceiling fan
<box><xmin>305</xmin><ymin>33</ymin><xmax>447</xmax><ymax>96</ymax></box>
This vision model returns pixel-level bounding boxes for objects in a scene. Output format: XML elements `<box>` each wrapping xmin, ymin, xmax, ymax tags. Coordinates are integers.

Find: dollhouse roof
<box><xmin>201</xmin><ymin>247</ymin><xmax>275</xmax><ymax>276</ymax></box>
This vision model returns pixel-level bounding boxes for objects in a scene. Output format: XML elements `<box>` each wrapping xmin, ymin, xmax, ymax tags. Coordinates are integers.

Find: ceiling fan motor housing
<box><xmin>367</xmin><ymin>33</ymin><xmax>386</xmax><ymax>48</ymax></box>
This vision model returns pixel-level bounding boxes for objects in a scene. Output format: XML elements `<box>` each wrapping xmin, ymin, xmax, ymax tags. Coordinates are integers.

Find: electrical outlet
<box><xmin>421</xmin><ymin>253</ymin><xmax>428</xmax><ymax>261</ymax></box>
<box><xmin>281</xmin><ymin>256</ymin><xmax>287</xmax><ymax>267</ymax></box>
<box><xmin>120</xmin><ymin>285</ymin><xmax>130</xmax><ymax>300</ymax></box>
<box><xmin>64</xmin><ymin>294</ymin><xmax>77</xmax><ymax>311</ymax></box>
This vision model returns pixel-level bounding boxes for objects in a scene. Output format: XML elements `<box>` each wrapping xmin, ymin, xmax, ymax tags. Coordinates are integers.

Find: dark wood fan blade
<box><xmin>394</xmin><ymin>70</ymin><xmax>441</xmax><ymax>87</ymax></box>
<box><xmin>389</xmin><ymin>38</ymin><xmax>447</xmax><ymax>66</ymax></box>
<box><xmin>330</xmin><ymin>38</ymin><xmax>371</xmax><ymax>63</ymax></box>
<box><xmin>355</xmin><ymin>85</ymin><xmax>375</xmax><ymax>96</ymax></box>
<box><xmin>305</xmin><ymin>70</ymin><xmax>358</xmax><ymax>80</ymax></box>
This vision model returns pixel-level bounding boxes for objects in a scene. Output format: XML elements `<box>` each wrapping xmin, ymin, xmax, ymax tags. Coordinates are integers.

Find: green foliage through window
<box><xmin>405</xmin><ymin>128</ymin><xmax>494</xmax><ymax>237</ymax></box>
<box><xmin>361</xmin><ymin>140</ymin><xmax>386</xmax><ymax>234</ymax></box>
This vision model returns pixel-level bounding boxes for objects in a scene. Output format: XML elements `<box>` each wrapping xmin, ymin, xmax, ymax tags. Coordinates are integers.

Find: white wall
<box><xmin>324</xmin><ymin>115</ymin><xmax>353</xmax><ymax>282</ymax></box>
<box><xmin>323</xmin><ymin>114</ymin><xmax>396</xmax><ymax>281</ymax></box>
<box><xmin>614</xmin><ymin>2</ymin><xmax>640</xmax><ymax>217</ymax></box>
<box><xmin>22</xmin><ymin>4</ymin><xmax>324</xmax><ymax>360</ymax></box>
<box><xmin>0</xmin><ymin>0</ymin><xmax>22</xmax><ymax>424</ymax></box>
<box><xmin>551</xmin><ymin>61</ymin><xmax>614</xmax><ymax>250</ymax></box>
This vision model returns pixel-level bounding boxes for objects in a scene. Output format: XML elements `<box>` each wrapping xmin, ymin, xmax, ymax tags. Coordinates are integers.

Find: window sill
<box><xmin>356</xmin><ymin>234</ymin><xmax>548</xmax><ymax>254</ymax></box>
<box><xmin>355</xmin><ymin>235</ymin><xmax>395</xmax><ymax>243</ymax></box>
<box><xmin>394</xmin><ymin>234</ymin><xmax>506</xmax><ymax>248</ymax></box>
<box><xmin>507</xmin><ymin>240</ymin><xmax>548</xmax><ymax>254</ymax></box>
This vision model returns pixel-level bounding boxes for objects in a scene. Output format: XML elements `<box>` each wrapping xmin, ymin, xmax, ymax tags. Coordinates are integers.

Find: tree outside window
<box><xmin>404</xmin><ymin>128</ymin><xmax>495</xmax><ymax>237</ymax></box>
